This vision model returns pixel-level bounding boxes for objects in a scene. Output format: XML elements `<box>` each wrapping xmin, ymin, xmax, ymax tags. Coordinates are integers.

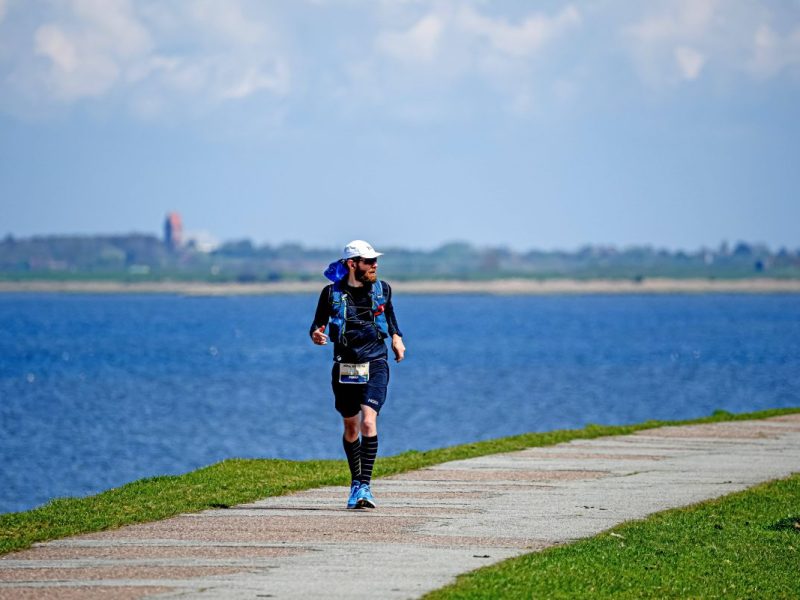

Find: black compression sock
<box><xmin>343</xmin><ymin>437</ymin><xmax>361</xmax><ymax>482</ymax></box>
<box><xmin>359</xmin><ymin>435</ymin><xmax>378</xmax><ymax>485</ymax></box>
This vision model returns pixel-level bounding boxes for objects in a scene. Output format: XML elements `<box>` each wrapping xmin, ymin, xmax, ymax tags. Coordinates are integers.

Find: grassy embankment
<box><xmin>425</xmin><ymin>473</ymin><xmax>800</xmax><ymax>599</ymax></box>
<box><xmin>1</xmin><ymin>407</ymin><xmax>798</xmax><ymax>557</ymax></box>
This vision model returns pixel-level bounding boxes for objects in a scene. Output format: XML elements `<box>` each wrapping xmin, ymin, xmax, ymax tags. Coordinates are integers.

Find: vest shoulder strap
<box><xmin>374</xmin><ymin>280</ymin><xmax>388</xmax><ymax>302</ymax></box>
<box><xmin>329</xmin><ymin>281</ymin><xmax>343</xmax><ymax>303</ymax></box>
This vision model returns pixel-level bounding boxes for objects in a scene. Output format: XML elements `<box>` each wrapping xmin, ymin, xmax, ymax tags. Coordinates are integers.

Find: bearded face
<box><xmin>352</xmin><ymin>259</ymin><xmax>378</xmax><ymax>284</ymax></box>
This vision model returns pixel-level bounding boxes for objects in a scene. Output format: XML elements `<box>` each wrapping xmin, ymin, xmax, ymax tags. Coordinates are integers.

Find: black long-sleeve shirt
<box><xmin>310</xmin><ymin>280</ymin><xmax>402</xmax><ymax>363</ymax></box>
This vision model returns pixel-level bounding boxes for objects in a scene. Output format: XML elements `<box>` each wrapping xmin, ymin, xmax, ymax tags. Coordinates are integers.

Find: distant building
<box><xmin>164</xmin><ymin>212</ymin><xmax>183</xmax><ymax>251</ymax></box>
<box><xmin>183</xmin><ymin>230</ymin><xmax>220</xmax><ymax>253</ymax></box>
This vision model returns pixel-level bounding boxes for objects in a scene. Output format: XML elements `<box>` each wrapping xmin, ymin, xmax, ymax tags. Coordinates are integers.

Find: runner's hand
<box><xmin>312</xmin><ymin>326</ymin><xmax>328</xmax><ymax>345</ymax></box>
<box><xmin>392</xmin><ymin>334</ymin><xmax>405</xmax><ymax>362</ymax></box>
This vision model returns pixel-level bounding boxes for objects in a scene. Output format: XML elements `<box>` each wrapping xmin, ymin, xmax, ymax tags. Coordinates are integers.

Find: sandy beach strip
<box><xmin>1</xmin><ymin>277</ymin><xmax>799</xmax><ymax>295</ymax></box>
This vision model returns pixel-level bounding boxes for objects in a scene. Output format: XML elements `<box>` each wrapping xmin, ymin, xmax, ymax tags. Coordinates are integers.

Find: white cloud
<box><xmin>34</xmin><ymin>24</ymin><xmax>78</xmax><ymax>72</ymax></box>
<box><xmin>456</xmin><ymin>4</ymin><xmax>581</xmax><ymax>115</ymax></box>
<box><xmin>375</xmin><ymin>4</ymin><xmax>581</xmax><ymax>65</ymax></box>
<box><xmin>457</xmin><ymin>4</ymin><xmax>580</xmax><ymax>58</ymax></box>
<box><xmin>363</xmin><ymin>3</ymin><xmax>583</xmax><ymax>120</ymax></box>
<box><xmin>629</xmin><ymin>0</ymin><xmax>716</xmax><ymax>43</ymax></box>
<box><xmin>2</xmin><ymin>1</ymin><xmax>798</xmax><ymax>126</ymax></box>
<box><xmin>624</xmin><ymin>0</ymin><xmax>718</xmax><ymax>85</ymax></box>
<box><xmin>34</xmin><ymin>24</ymin><xmax>119</xmax><ymax>98</ymax></box>
<box><xmin>3</xmin><ymin>0</ymin><xmax>291</xmax><ymax>115</ymax></box>
<box><xmin>748</xmin><ymin>24</ymin><xmax>800</xmax><ymax>78</ymax></box>
<box><xmin>624</xmin><ymin>0</ymin><xmax>800</xmax><ymax>85</ymax></box>
<box><xmin>186</xmin><ymin>0</ymin><xmax>267</xmax><ymax>46</ymax></box>
<box><xmin>31</xmin><ymin>0</ymin><xmax>151</xmax><ymax>100</ymax></box>
<box><xmin>674</xmin><ymin>46</ymin><xmax>705</xmax><ymax>80</ymax></box>
<box><xmin>72</xmin><ymin>0</ymin><xmax>152</xmax><ymax>59</ymax></box>
<box><xmin>377</xmin><ymin>14</ymin><xmax>443</xmax><ymax>63</ymax></box>
<box><xmin>221</xmin><ymin>61</ymin><xmax>290</xmax><ymax>98</ymax></box>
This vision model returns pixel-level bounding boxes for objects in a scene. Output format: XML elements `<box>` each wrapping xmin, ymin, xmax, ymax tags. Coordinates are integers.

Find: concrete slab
<box><xmin>1</xmin><ymin>414</ymin><xmax>798</xmax><ymax>599</ymax></box>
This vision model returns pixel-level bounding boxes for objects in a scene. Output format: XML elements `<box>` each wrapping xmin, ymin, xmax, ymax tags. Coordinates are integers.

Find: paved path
<box><xmin>2</xmin><ymin>414</ymin><xmax>800</xmax><ymax>599</ymax></box>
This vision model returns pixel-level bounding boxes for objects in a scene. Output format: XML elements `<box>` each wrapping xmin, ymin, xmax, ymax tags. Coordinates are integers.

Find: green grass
<box><xmin>1</xmin><ymin>407</ymin><xmax>798</xmax><ymax>556</ymax></box>
<box><xmin>424</xmin><ymin>474</ymin><xmax>800</xmax><ymax>599</ymax></box>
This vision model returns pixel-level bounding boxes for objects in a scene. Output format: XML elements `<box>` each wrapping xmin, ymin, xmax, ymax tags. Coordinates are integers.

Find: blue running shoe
<box><xmin>346</xmin><ymin>480</ymin><xmax>361</xmax><ymax>509</ymax></box>
<box><xmin>356</xmin><ymin>482</ymin><xmax>376</xmax><ymax>509</ymax></box>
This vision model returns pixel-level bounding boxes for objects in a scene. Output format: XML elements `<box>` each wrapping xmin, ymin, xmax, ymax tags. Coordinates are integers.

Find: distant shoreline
<box><xmin>1</xmin><ymin>278</ymin><xmax>800</xmax><ymax>295</ymax></box>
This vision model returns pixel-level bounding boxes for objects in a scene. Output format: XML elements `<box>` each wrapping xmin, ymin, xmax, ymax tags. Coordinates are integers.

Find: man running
<box><xmin>310</xmin><ymin>240</ymin><xmax>405</xmax><ymax>509</ymax></box>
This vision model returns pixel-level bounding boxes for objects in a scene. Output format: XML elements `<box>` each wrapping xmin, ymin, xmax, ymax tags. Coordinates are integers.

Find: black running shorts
<box><xmin>331</xmin><ymin>359</ymin><xmax>390</xmax><ymax>418</ymax></box>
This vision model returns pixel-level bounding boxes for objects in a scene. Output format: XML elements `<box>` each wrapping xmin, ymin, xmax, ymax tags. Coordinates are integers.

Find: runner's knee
<box><xmin>361</xmin><ymin>419</ymin><xmax>377</xmax><ymax>437</ymax></box>
<box><xmin>343</xmin><ymin>417</ymin><xmax>360</xmax><ymax>441</ymax></box>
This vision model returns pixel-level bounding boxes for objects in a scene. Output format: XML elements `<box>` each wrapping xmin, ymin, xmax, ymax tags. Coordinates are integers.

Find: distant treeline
<box><xmin>1</xmin><ymin>234</ymin><xmax>799</xmax><ymax>282</ymax></box>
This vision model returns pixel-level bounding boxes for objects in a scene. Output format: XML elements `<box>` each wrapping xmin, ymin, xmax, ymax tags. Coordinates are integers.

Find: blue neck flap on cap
<box><xmin>324</xmin><ymin>260</ymin><xmax>349</xmax><ymax>282</ymax></box>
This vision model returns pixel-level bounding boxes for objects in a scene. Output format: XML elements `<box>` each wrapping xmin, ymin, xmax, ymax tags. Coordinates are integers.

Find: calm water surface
<box><xmin>1</xmin><ymin>292</ymin><xmax>798</xmax><ymax>513</ymax></box>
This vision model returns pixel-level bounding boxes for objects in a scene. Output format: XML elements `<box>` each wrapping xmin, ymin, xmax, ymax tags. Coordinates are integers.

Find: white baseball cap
<box><xmin>342</xmin><ymin>240</ymin><xmax>383</xmax><ymax>260</ymax></box>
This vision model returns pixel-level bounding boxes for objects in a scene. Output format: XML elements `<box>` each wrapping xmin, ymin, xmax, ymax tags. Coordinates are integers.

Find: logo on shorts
<box><xmin>366</xmin><ymin>398</ymin><xmax>379</xmax><ymax>406</ymax></box>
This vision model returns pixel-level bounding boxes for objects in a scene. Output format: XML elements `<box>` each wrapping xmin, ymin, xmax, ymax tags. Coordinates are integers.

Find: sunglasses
<box><xmin>356</xmin><ymin>257</ymin><xmax>378</xmax><ymax>265</ymax></box>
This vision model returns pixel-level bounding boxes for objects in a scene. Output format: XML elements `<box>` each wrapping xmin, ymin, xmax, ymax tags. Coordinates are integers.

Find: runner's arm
<box><xmin>383</xmin><ymin>282</ymin><xmax>402</xmax><ymax>338</ymax></box>
<box><xmin>309</xmin><ymin>287</ymin><xmax>330</xmax><ymax>338</ymax></box>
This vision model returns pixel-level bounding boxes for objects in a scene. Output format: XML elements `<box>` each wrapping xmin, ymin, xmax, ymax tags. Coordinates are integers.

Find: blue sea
<box><xmin>1</xmin><ymin>292</ymin><xmax>798</xmax><ymax>514</ymax></box>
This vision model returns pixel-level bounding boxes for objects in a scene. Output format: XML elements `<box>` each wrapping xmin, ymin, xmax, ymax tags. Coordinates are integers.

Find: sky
<box><xmin>1</xmin><ymin>0</ymin><xmax>799</xmax><ymax>252</ymax></box>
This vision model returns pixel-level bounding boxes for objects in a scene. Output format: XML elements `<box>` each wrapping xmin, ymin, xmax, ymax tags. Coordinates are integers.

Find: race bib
<box><xmin>339</xmin><ymin>362</ymin><xmax>370</xmax><ymax>384</ymax></box>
